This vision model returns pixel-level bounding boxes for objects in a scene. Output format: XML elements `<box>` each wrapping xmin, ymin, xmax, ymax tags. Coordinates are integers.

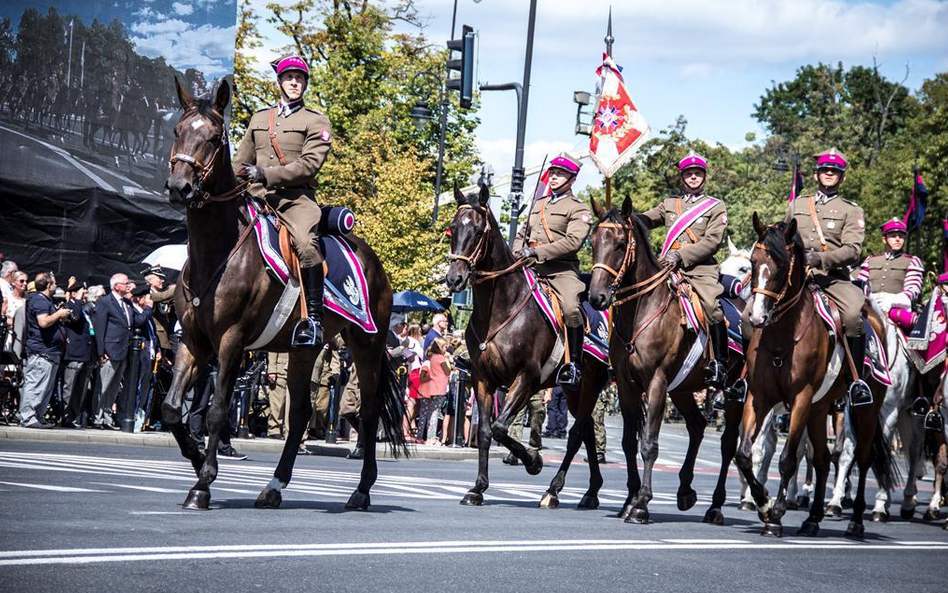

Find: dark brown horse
<box><xmin>445</xmin><ymin>186</ymin><xmax>608</xmax><ymax>508</ymax></box>
<box><xmin>739</xmin><ymin>215</ymin><xmax>895</xmax><ymax>537</ymax></box>
<box><xmin>162</xmin><ymin>78</ymin><xmax>405</xmax><ymax>511</ymax></box>
<box><xmin>587</xmin><ymin>196</ymin><xmax>745</xmax><ymax>525</ymax></box>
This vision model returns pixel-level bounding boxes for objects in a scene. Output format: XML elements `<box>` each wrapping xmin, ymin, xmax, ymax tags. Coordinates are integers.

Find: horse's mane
<box><xmin>761</xmin><ymin>221</ymin><xmax>805</xmax><ymax>268</ymax></box>
<box><xmin>598</xmin><ymin>208</ymin><xmax>661</xmax><ymax>271</ymax></box>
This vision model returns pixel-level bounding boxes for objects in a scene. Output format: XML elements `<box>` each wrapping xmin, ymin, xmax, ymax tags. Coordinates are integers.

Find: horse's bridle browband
<box><xmin>447</xmin><ymin>204</ymin><xmax>526</xmax><ymax>282</ymax></box>
<box><xmin>168</xmin><ymin>111</ymin><xmax>249</xmax><ymax>208</ymax></box>
<box><xmin>751</xmin><ymin>238</ymin><xmax>804</xmax><ymax>321</ymax></box>
<box><xmin>592</xmin><ymin>219</ymin><xmax>672</xmax><ymax>306</ymax></box>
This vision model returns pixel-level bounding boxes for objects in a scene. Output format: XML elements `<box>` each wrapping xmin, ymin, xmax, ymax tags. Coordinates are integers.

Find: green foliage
<box><xmin>233</xmin><ymin>0</ymin><xmax>480</xmax><ymax>293</ymax></box>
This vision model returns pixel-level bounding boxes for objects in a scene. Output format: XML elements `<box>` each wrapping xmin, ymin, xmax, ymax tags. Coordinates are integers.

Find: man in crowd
<box><xmin>143</xmin><ymin>265</ymin><xmax>175</xmax><ymax>355</ymax></box>
<box><xmin>267</xmin><ymin>351</ymin><xmax>289</xmax><ymax>439</ymax></box>
<box><xmin>1</xmin><ymin>260</ymin><xmax>18</xmax><ymax>301</ymax></box>
<box><xmin>424</xmin><ymin>313</ymin><xmax>449</xmax><ymax>353</ymax></box>
<box><xmin>19</xmin><ymin>272</ymin><xmax>69</xmax><ymax>428</ymax></box>
<box><xmin>61</xmin><ymin>281</ymin><xmax>94</xmax><ymax>427</ymax></box>
<box><xmin>131</xmin><ymin>284</ymin><xmax>159</xmax><ymax>425</ymax></box>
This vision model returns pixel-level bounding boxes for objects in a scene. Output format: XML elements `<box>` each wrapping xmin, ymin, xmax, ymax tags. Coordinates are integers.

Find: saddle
<box><xmin>526</xmin><ymin>270</ymin><xmax>610</xmax><ymax>365</ymax></box>
<box><xmin>812</xmin><ymin>287</ymin><xmax>892</xmax><ymax>386</ymax></box>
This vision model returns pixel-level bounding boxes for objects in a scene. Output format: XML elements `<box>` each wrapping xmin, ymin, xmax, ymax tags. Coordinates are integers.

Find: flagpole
<box><xmin>603</xmin><ymin>8</ymin><xmax>614</xmax><ymax>209</ymax></box>
<box><xmin>66</xmin><ymin>20</ymin><xmax>73</xmax><ymax>87</ymax></box>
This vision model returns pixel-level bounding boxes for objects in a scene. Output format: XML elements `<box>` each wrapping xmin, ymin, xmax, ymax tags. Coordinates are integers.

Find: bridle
<box><xmin>591</xmin><ymin>217</ymin><xmax>672</xmax><ymax>307</ymax></box>
<box><xmin>446</xmin><ymin>204</ymin><xmax>525</xmax><ymax>283</ymax></box>
<box><xmin>751</xmin><ymin>235</ymin><xmax>804</xmax><ymax>322</ymax></box>
<box><xmin>168</xmin><ymin>110</ymin><xmax>248</xmax><ymax>208</ymax></box>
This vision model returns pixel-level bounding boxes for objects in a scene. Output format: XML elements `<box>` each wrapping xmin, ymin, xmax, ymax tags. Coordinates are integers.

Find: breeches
<box><xmin>541</xmin><ymin>269</ymin><xmax>585</xmax><ymax>327</ymax></box>
<box><xmin>680</xmin><ymin>266</ymin><xmax>724</xmax><ymax>324</ymax></box>
<box><xmin>267</xmin><ymin>194</ymin><xmax>323</xmax><ymax>268</ymax></box>
<box><xmin>814</xmin><ymin>275</ymin><xmax>865</xmax><ymax>337</ymax></box>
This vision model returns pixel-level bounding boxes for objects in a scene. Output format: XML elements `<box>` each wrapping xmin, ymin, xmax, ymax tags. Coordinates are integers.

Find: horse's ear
<box><xmin>752</xmin><ymin>212</ymin><xmax>765</xmax><ymax>237</ymax></box>
<box><xmin>785</xmin><ymin>218</ymin><xmax>798</xmax><ymax>242</ymax></box>
<box><xmin>620</xmin><ymin>196</ymin><xmax>633</xmax><ymax>218</ymax></box>
<box><xmin>453</xmin><ymin>181</ymin><xmax>464</xmax><ymax>205</ymax></box>
<box><xmin>727</xmin><ymin>235</ymin><xmax>738</xmax><ymax>255</ymax></box>
<box><xmin>478</xmin><ymin>183</ymin><xmax>490</xmax><ymax>207</ymax></box>
<box><xmin>174</xmin><ymin>76</ymin><xmax>193</xmax><ymax>110</ymax></box>
<box><xmin>590</xmin><ymin>195</ymin><xmax>605</xmax><ymax>219</ymax></box>
<box><xmin>214</xmin><ymin>79</ymin><xmax>231</xmax><ymax>114</ymax></box>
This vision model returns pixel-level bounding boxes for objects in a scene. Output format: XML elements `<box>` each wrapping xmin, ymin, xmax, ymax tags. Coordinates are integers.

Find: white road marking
<box><xmin>90</xmin><ymin>483</ymin><xmax>182</xmax><ymax>494</ymax></box>
<box><xmin>0</xmin><ymin>124</ymin><xmax>116</xmax><ymax>192</ymax></box>
<box><xmin>0</xmin><ymin>538</ymin><xmax>944</xmax><ymax>566</ymax></box>
<box><xmin>0</xmin><ymin>481</ymin><xmax>106</xmax><ymax>493</ymax></box>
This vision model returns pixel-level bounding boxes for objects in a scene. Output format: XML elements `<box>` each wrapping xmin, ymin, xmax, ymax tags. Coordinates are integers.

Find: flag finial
<box><xmin>604</xmin><ymin>7</ymin><xmax>614</xmax><ymax>55</ymax></box>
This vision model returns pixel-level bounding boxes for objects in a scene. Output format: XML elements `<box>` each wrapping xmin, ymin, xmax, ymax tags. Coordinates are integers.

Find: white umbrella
<box><xmin>142</xmin><ymin>244</ymin><xmax>189</xmax><ymax>271</ymax></box>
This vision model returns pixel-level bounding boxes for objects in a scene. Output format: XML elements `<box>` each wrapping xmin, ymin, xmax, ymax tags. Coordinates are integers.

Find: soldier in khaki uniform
<box><xmin>786</xmin><ymin>148</ymin><xmax>872</xmax><ymax>405</ymax></box>
<box><xmin>266</xmin><ymin>351</ymin><xmax>289</xmax><ymax>438</ymax></box>
<box><xmin>640</xmin><ymin>151</ymin><xmax>730</xmax><ymax>389</ymax></box>
<box><xmin>233</xmin><ymin>55</ymin><xmax>332</xmax><ymax>348</ymax></box>
<box><xmin>513</xmin><ymin>152</ymin><xmax>593</xmax><ymax>388</ymax></box>
<box><xmin>856</xmin><ymin>218</ymin><xmax>924</xmax><ymax>314</ymax></box>
<box><xmin>143</xmin><ymin>266</ymin><xmax>175</xmax><ymax>352</ymax></box>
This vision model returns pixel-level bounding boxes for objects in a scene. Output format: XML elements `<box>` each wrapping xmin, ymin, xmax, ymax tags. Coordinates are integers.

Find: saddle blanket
<box><xmin>900</xmin><ymin>291</ymin><xmax>948</xmax><ymax>373</ymax></box>
<box><xmin>524</xmin><ymin>269</ymin><xmax>609</xmax><ymax>364</ymax></box>
<box><xmin>677</xmin><ymin>293</ymin><xmax>744</xmax><ymax>355</ymax></box>
<box><xmin>248</xmin><ymin>200</ymin><xmax>377</xmax><ymax>334</ymax></box>
<box><xmin>812</xmin><ymin>291</ymin><xmax>891</xmax><ymax>386</ymax></box>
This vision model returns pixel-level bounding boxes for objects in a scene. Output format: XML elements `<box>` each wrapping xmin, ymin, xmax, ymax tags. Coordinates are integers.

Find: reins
<box><xmin>168</xmin><ymin>110</ymin><xmax>250</xmax><ymax>208</ymax></box>
<box><xmin>591</xmin><ymin>219</ymin><xmax>673</xmax><ymax>306</ymax></box>
<box><xmin>447</xmin><ymin>204</ymin><xmax>527</xmax><ymax>283</ymax></box>
<box><xmin>751</xmin><ymin>240</ymin><xmax>804</xmax><ymax>323</ymax></box>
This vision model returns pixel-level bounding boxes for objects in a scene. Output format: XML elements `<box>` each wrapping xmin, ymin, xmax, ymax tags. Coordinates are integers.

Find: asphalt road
<box><xmin>1</xmin><ymin>421</ymin><xmax>945</xmax><ymax>593</ymax></box>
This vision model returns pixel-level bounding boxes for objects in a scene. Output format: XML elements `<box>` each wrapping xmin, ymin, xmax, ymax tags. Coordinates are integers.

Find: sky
<box><xmin>241</xmin><ymin>0</ymin><xmax>948</xmax><ymax>194</ymax></box>
<box><xmin>2</xmin><ymin>0</ymin><xmax>237</xmax><ymax>79</ymax></box>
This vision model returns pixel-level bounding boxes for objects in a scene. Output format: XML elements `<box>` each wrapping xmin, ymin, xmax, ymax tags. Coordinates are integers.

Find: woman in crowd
<box><xmin>402</xmin><ymin>323</ymin><xmax>424</xmax><ymax>442</ymax></box>
<box><xmin>417</xmin><ymin>336</ymin><xmax>450</xmax><ymax>445</ymax></box>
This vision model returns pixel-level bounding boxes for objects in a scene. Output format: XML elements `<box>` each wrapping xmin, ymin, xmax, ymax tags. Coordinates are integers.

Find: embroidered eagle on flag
<box><xmin>589</xmin><ymin>53</ymin><xmax>650</xmax><ymax>178</ymax></box>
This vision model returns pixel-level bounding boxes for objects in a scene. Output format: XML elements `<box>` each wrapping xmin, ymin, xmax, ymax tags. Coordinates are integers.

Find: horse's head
<box><xmin>748</xmin><ymin>212</ymin><xmax>800</xmax><ymax>328</ymax></box>
<box><xmin>445</xmin><ymin>183</ymin><xmax>492</xmax><ymax>293</ymax></box>
<box><xmin>166</xmin><ymin>77</ymin><xmax>230</xmax><ymax>208</ymax></box>
<box><xmin>720</xmin><ymin>236</ymin><xmax>753</xmax><ymax>301</ymax></box>
<box><xmin>588</xmin><ymin>195</ymin><xmax>637</xmax><ymax>311</ymax></box>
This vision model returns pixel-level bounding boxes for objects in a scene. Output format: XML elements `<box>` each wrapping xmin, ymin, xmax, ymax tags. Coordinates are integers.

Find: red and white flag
<box><xmin>589</xmin><ymin>54</ymin><xmax>650</xmax><ymax>178</ymax></box>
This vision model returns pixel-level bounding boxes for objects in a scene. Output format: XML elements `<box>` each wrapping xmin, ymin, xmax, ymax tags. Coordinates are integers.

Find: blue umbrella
<box><xmin>392</xmin><ymin>290</ymin><xmax>445</xmax><ymax>313</ymax></box>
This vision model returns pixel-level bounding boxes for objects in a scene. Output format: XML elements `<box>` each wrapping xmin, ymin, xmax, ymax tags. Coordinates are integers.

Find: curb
<box><xmin>0</xmin><ymin>426</ymin><xmax>504</xmax><ymax>461</ymax></box>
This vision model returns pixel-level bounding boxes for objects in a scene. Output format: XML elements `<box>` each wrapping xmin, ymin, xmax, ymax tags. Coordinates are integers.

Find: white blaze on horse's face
<box><xmin>749</xmin><ymin>263</ymin><xmax>772</xmax><ymax>326</ymax></box>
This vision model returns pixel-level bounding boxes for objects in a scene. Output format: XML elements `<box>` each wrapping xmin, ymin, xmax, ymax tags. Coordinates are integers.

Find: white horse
<box><xmin>825</xmin><ymin>297</ymin><xmax>922</xmax><ymax>522</ymax></box>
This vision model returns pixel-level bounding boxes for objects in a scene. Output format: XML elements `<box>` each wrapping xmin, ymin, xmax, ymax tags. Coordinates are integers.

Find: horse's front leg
<box><xmin>255</xmin><ymin>350</ymin><xmax>317</xmax><ymax>509</ymax></box>
<box><xmin>671</xmin><ymin>392</ymin><xmax>707</xmax><ymax>513</ymax></box>
<box><xmin>704</xmin><ymin>399</ymin><xmax>742</xmax><ymax>525</ymax></box>
<box><xmin>616</xmin><ymin>378</ymin><xmax>643</xmax><ymax>520</ymax></box>
<box><xmin>764</xmin><ymin>389</ymin><xmax>813</xmax><ymax>536</ymax></box>
<box><xmin>734</xmin><ymin>387</ymin><xmax>774</xmax><ymax>521</ymax></box>
<box><xmin>161</xmin><ymin>338</ymin><xmax>209</xmax><ymax>476</ymax></box>
<box><xmin>461</xmin><ymin>377</ymin><xmax>495</xmax><ymax>506</ymax></box>
<box><xmin>493</xmin><ymin>375</ymin><xmax>543</xmax><ymax>475</ymax></box>
<box><xmin>626</xmin><ymin>373</ymin><xmax>667</xmax><ymax>524</ymax></box>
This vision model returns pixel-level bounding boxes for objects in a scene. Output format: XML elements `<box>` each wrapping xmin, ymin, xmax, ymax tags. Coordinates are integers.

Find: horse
<box><xmin>444</xmin><ymin>185</ymin><xmax>609</xmax><ymax>509</ymax></box>
<box><xmin>586</xmin><ymin>196</ymin><xmax>746</xmax><ymax>525</ymax></box>
<box><xmin>739</xmin><ymin>214</ymin><xmax>896</xmax><ymax>537</ymax></box>
<box><xmin>162</xmin><ymin>77</ymin><xmax>405</xmax><ymax>511</ymax></box>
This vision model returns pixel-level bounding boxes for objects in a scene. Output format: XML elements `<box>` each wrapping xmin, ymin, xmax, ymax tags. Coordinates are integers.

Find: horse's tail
<box><xmin>377</xmin><ymin>354</ymin><xmax>410</xmax><ymax>459</ymax></box>
<box><xmin>851</xmin><ymin>407</ymin><xmax>900</xmax><ymax>492</ymax></box>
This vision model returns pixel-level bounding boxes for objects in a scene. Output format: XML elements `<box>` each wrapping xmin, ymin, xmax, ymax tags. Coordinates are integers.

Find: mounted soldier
<box><xmin>233</xmin><ymin>55</ymin><xmax>332</xmax><ymax>348</ymax></box>
<box><xmin>513</xmin><ymin>152</ymin><xmax>593</xmax><ymax>388</ymax></box>
<box><xmin>856</xmin><ymin>218</ymin><xmax>924</xmax><ymax>315</ymax></box>
<box><xmin>640</xmin><ymin>150</ymin><xmax>730</xmax><ymax>390</ymax></box>
<box><xmin>787</xmin><ymin>148</ymin><xmax>872</xmax><ymax>405</ymax></box>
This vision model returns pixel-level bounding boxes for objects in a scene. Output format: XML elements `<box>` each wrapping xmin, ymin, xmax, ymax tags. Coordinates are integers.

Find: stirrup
<box><xmin>848</xmin><ymin>380</ymin><xmax>873</xmax><ymax>407</ymax></box>
<box><xmin>911</xmin><ymin>397</ymin><xmax>931</xmax><ymax>417</ymax></box>
<box><xmin>291</xmin><ymin>317</ymin><xmax>322</xmax><ymax>349</ymax></box>
<box><xmin>924</xmin><ymin>410</ymin><xmax>945</xmax><ymax>432</ymax></box>
<box><xmin>703</xmin><ymin>360</ymin><xmax>726</xmax><ymax>389</ymax></box>
<box><xmin>723</xmin><ymin>377</ymin><xmax>747</xmax><ymax>404</ymax></box>
<box><xmin>556</xmin><ymin>362</ymin><xmax>581</xmax><ymax>388</ymax></box>
<box><xmin>711</xmin><ymin>391</ymin><xmax>726</xmax><ymax>412</ymax></box>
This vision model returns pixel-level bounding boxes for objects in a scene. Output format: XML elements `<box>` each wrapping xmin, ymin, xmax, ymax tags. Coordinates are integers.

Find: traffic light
<box><xmin>446</xmin><ymin>25</ymin><xmax>475</xmax><ymax>109</ymax></box>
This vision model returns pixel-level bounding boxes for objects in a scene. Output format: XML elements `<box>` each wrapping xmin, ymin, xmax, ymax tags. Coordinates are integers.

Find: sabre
<box><xmin>518</xmin><ymin>153</ymin><xmax>549</xmax><ymax>250</ymax></box>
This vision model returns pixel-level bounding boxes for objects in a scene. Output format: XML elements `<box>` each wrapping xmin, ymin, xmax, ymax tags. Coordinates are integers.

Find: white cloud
<box><xmin>131</xmin><ymin>18</ymin><xmax>191</xmax><ymax>36</ymax></box>
<box><xmin>172</xmin><ymin>2</ymin><xmax>194</xmax><ymax>16</ymax></box>
<box><xmin>131</xmin><ymin>22</ymin><xmax>236</xmax><ymax>78</ymax></box>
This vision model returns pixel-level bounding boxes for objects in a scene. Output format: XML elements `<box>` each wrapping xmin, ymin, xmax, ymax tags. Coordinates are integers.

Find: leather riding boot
<box><xmin>704</xmin><ymin>321</ymin><xmax>729</xmax><ymax>390</ymax></box>
<box><xmin>846</xmin><ymin>334</ymin><xmax>873</xmax><ymax>407</ymax></box>
<box><xmin>556</xmin><ymin>325</ymin><xmax>585</xmax><ymax>388</ymax></box>
<box><xmin>292</xmin><ymin>264</ymin><xmax>325</xmax><ymax>349</ymax></box>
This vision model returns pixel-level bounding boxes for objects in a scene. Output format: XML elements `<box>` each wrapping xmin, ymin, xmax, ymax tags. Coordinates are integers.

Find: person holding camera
<box><xmin>19</xmin><ymin>272</ymin><xmax>69</xmax><ymax>428</ymax></box>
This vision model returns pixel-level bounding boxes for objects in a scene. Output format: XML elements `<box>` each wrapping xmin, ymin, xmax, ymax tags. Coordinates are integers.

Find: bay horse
<box><xmin>444</xmin><ymin>185</ymin><xmax>608</xmax><ymax>508</ymax></box>
<box><xmin>587</xmin><ymin>196</ymin><xmax>745</xmax><ymax>525</ymax></box>
<box><xmin>162</xmin><ymin>78</ymin><xmax>405</xmax><ymax>511</ymax></box>
<box><xmin>740</xmin><ymin>214</ymin><xmax>895</xmax><ymax>537</ymax></box>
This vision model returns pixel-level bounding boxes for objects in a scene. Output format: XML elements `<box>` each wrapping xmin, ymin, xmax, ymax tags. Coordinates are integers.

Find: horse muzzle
<box><xmin>588</xmin><ymin>287</ymin><xmax>614</xmax><ymax>311</ymax></box>
<box><xmin>445</xmin><ymin>264</ymin><xmax>470</xmax><ymax>294</ymax></box>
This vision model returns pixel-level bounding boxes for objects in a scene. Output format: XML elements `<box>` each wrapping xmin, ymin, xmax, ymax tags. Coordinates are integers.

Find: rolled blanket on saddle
<box><xmin>318</xmin><ymin>206</ymin><xmax>355</xmax><ymax>235</ymax></box>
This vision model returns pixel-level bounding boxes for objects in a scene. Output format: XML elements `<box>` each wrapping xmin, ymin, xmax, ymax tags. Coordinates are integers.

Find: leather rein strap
<box><xmin>592</xmin><ymin>221</ymin><xmax>672</xmax><ymax>307</ymax></box>
<box><xmin>168</xmin><ymin>113</ymin><xmax>249</xmax><ymax>206</ymax></box>
<box><xmin>446</xmin><ymin>204</ymin><xmax>526</xmax><ymax>283</ymax></box>
<box><xmin>751</xmin><ymin>241</ymin><xmax>803</xmax><ymax>323</ymax></box>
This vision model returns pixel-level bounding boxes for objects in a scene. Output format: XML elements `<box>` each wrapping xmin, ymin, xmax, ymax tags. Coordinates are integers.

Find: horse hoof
<box><xmin>625</xmin><ymin>508</ymin><xmax>650</xmax><ymax>524</ymax></box>
<box><xmin>617</xmin><ymin>504</ymin><xmax>633</xmax><ymax>520</ymax></box>
<box><xmin>577</xmin><ymin>494</ymin><xmax>599</xmax><ymax>510</ymax></box>
<box><xmin>254</xmin><ymin>488</ymin><xmax>282</xmax><ymax>509</ymax></box>
<box><xmin>182</xmin><ymin>488</ymin><xmax>210</xmax><ymax>510</ymax></box>
<box><xmin>702</xmin><ymin>508</ymin><xmax>725</xmax><ymax>525</ymax></box>
<box><xmin>845</xmin><ymin>521</ymin><xmax>865</xmax><ymax>538</ymax></box>
<box><xmin>525</xmin><ymin>452</ymin><xmax>544</xmax><ymax>476</ymax></box>
<box><xmin>760</xmin><ymin>522</ymin><xmax>783</xmax><ymax>538</ymax></box>
<box><xmin>738</xmin><ymin>501</ymin><xmax>757</xmax><ymax>512</ymax></box>
<box><xmin>796</xmin><ymin>495</ymin><xmax>811</xmax><ymax>508</ymax></box>
<box><xmin>922</xmin><ymin>509</ymin><xmax>940</xmax><ymax>522</ymax></box>
<box><xmin>899</xmin><ymin>506</ymin><xmax>915</xmax><ymax>520</ymax></box>
<box><xmin>538</xmin><ymin>492</ymin><xmax>560</xmax><ymax>509</ymax></box>
<box><xmin>460</xmin><ymin>492</ymin><xmax>484</xmax><ymax>506</ymax></box>
<box><xmin>871</xmin><ymin>511</ymin><xmax>889</xmax><ymax>523</ymax></box>
<box><xmin>345</xmin><ymin>491</ymin><xmax>371</xmax><ymax>511</ymax></box>
<box><xmin>796</xmin><ymin>520</ymin><xmax>820</xmax><ymax>537</ymax></box>
<box><xmin>677</xmin><ymin>489</ymin><xmax>697</xmax><ymax>511</ymax></box>
<box><xmin>825</xmin><ymin>504</ymin><xmax>843</xmax><ymax>520</ymax></box>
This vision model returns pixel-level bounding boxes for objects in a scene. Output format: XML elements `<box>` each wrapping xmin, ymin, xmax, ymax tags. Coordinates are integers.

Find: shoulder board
<box><xmin>799</xmin><ymin>194</ymin><xmax>816</xmax><ymax>201</ymax></box>
<box><xmin>305</xmin><ymin>107</ymin><xmax>325</xmax><ymax>116</ymax></box>
<box><xmin>254</xmin><ymin>106</ymin><xmax>273</xmax><ymax>114</ymax></box>
<box><xmin>840</xmin><ymin>198</ymin><xmax>861</xmax><ymax>207</ymax></box>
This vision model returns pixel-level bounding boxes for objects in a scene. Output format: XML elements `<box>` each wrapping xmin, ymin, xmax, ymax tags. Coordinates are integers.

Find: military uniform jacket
<box><xmin>786</xmin><ymin>193</ymin><xmax>865</xmax><ymax>279</ymax></box>
<box><xmin>640</xmin><ymin>195</ymin><xmax>727</xmax><ymax>269</ymax></box>
<box><xmin>233</xmin><ymin>104</ymin><xmax>332</xmax><ymax>201</ymax></box>
<box><xmin>513</xmin><ymin>190</ymin><xmax>593</xmax><ymax>273</ymax></box>
<box><xmin>857</xmin><ymin>252</ymin><xmax>923</xmax><ymax>301</ymax></box>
